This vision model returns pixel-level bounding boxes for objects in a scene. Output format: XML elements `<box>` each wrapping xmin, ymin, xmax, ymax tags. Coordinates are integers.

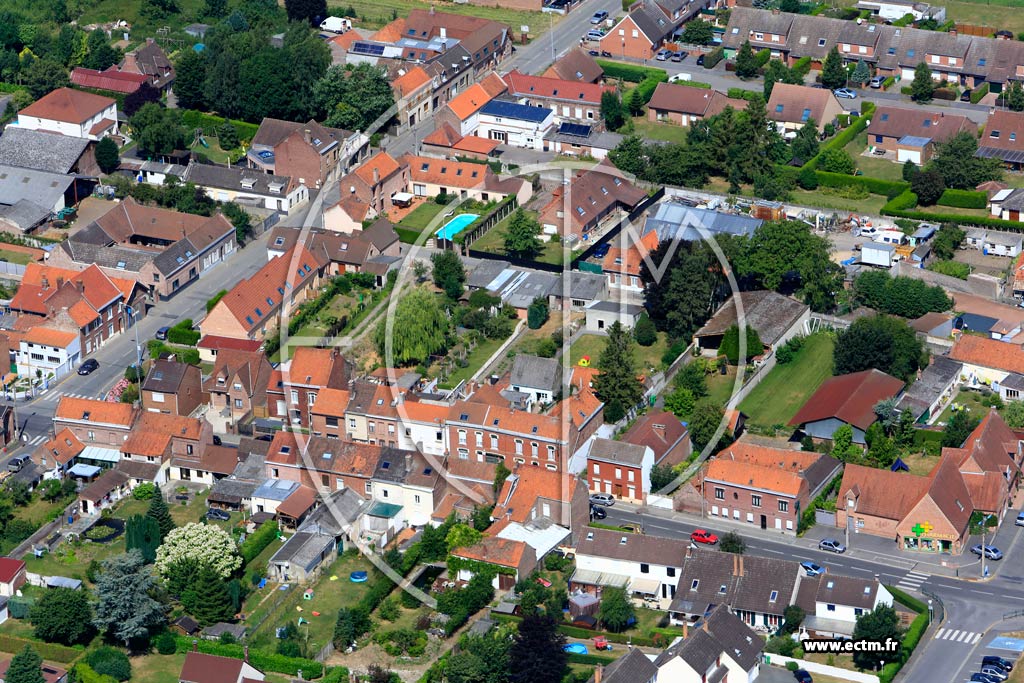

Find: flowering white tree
<box><xmin>155</xmin><ymin>523</ymin><xmax>241</xmax><ymax>579</ymax></box>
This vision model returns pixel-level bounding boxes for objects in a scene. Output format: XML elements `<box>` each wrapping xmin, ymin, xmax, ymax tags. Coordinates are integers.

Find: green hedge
<box><xmin>396</xmin><ymin>226</ymin><xmax>424</xmax><ymax>244</ymax></box>
<box><xmin>0</xmin><ymin>634</ymin><xmax>82</xmax><ymax>663</ymax></box>
<box><xmin>755</xmin><ymin>49</ymin><xmax>771</xmax><ymax>67</ymax></box>
<box><xmin>882</xmin><ymin>201</ymin><xmax>1024</xmax><ymax>230</ymax></box>
<box><xmin>670</xmin><ymin>80</ymin><xmax>712</xmax><ymax>89</ymax></box>
<box><xmin>180</xmin><ymin>110</ymin><xmax>259</xmax><ymax>143</ymax></box>
<box><xmin>240</xmin><ymin>518</ymin><xmax>279</xmax><ymax>564</ymax></box>
<box><xmin>167</xmin><ymin>320</ymin><xmax>200</xmax><ymax>346</ymax></box>
<box><xmin>173</xmin><ymin>636</ymin><xmax>323</xmax><ymax>678</ymax></box>
<box><xmin>816</xmin><ymin>170</ymin><xmax>908</xmax><ymax>197</ymax></box>
<box><xmin>595</xmin><ymin>60</ymin><xmax>667</xmax><ymax>83</ymax></box>
<box><xmin>490</xmin><ymin>612</ymin><xmax>655</xmax><ymax>647</ymax></box>
<box><xmin>791</xmin><ymin>56</ymin><xmax>811</xmax><ymax>77</ymax></box>
<box><xmin>885</xmin><ymin>585</ymin><xmax>926</xmax><ymax>613</ymax></box>
<box><xmin>726</xmin><ymin>88</ymin><xmax>759</xmax><ymax>101</ymax></box>
<box><xmin>883</xmin><ymin>189</ymin><xmax>919</xmax><ymax>212</ymax></box>
<box><xmin>802</xmin><ymin>104</ymin><xmax>874</xmax><ymax>172</ymax></box>
<box><xmin>970</xmin><ymin>82</ymin><xmax>990</xmax><ymax>104</ymax></box>
<box><xmin>567</xmin><ymin>653</ymin><xmax>617</xmax><ymax>666</ymax></box>
<box><xmin>882</xmin><ymin>76</ymin><xmax>895</xmax><ymax>89</ymax></box>
<box><xmin>933</xmin><ymin>88</ymin><xmax>956</xmax><ymax>101</ymax></box>
<box><xmin>635</xmin><ymin>75</ymin><xmax>666</xmax><ymax>104</ymax></box>
<box><xmin>937</xmin><ymin>189</ymin><xmax>987</xmax><ymax>209</ymax></box>
<box><xmin>703</xmin><ymin>46</ymin><xmax>725</xmax><ymax>69</ymax></box>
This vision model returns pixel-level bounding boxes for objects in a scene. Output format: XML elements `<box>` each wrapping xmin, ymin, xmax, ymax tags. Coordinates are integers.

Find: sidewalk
<box><xmin>624</xmin><ymin>502</ymin><xmax>984</xmax><ymax>578</ymax></box>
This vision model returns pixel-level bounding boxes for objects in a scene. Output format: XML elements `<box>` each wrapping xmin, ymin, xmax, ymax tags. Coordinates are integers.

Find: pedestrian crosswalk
<box><xmin>24</xmin><ymin>435</ymin><xmax>45</xmax><ymax>446</ymax></box>
<box><xmin>38</xmin><ymin>392</ymin><xmax>95</xmax><ymax>404</ymax></box>
<box><xmin>934</xmin><ymin>628</ymin><xmax>983</xmax><ymax>645</ymax></box>
<box><xmin>896</xmin><ymin>570</ymin><xmax>929</xmax><ymax>592</ymax></box>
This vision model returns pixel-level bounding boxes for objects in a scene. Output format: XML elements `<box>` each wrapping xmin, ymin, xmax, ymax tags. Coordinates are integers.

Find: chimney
<box><xmin>405</xmin><ymin>452</ymin><xmax>412</xmax><ymax>471</ymax></box>
<box><xmin>739</xmin><ymin>556</ymin><xmax>744</xmax><ymax>577</ymax></box>
<box><xmin>682</xmin><ymin>621</ymin><xmax>688</xmax><ymax>638</ymax></box>
<box><xmin>594</xmin><ymin>666</ymin><xmax>603</xmax><ymax>683</ymax></box>
<box><xmin>56</xmin><ymin>276</ymin><xmax>64</xmax><ymax>289</ymax></box>
<box><xmin>76</xmin><ymin>280</ymin><xmax>85</xmax><ymax>294</ymax></box>
<box><xmin>733</xmin><ymin>554</ymin><xmax>738</xmax><ymax>576</ymax></box>
<box><xmin>949</xmin><ymin>28</ymin><xmax>957</xmax><ymax>36</ymax></box>
<box><xmin>373</xmin><ymin>167</ymin><xmax>380</xmax><ymax>183</ymax></box>
<box><xmin>41</xmin><ymin>276</ymin><xmax>49</xmax><ymax>290</ymax></box>
<box><xmin>304</xmin><ymin>128</ymin><xmax>312</xmax><ymax>144</ymax></box>
<box><xmin>146</xmin><ymin>37</ymin><xmax>154</xmax><ymax>44</ymax></box>
<box><xmin>192</xmin><ymin>639</ymin><xmax>198</xmax><ymax>652</ymax></box>
<box><xmin>244</xmin><ymin>645</ymin><xmax>249</xmax><ymax>662</ymax></box>
<box><xmin>772</xmin><ymin>6</ymin><xmax>779</xmax><ymax>13</ymax></box>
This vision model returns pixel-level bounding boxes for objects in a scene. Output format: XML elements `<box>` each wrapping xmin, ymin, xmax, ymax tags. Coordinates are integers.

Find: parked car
<box><xmin>590</xmin><ymin>10</ymin><xmax>608</xmax><ymax>23</ymax></box>
<box><xmin>585</xmin><ymin>29</ymin><xmax>604</xmax><ymax>41</ymax></box>
<box><xmin>592</xmin><ymin>242</ymin><xmax>611</xmax><ymax>258</ymax></box>
<box><xmin>1016</xmin><ymin>512</ymin><xmax>1024</xmax><ymax>527</ymax></box>
<box><xmin>973</xmin><ymin>674</ymin><xmax>1002</xmax><ymax>683</ymax></box>
<box><xmin>601</xmin><ymin>50</ymin><xmax>612</xmax><ymax>57</ymax></box>
<box><xmin>980</xmin><ymin>667</ymin><xmax>1008</xmax><ymax>682</ymax></box>
<box><xmin>590</xmin><ymin>505</ymin><xmax>607</xmax><ymax>520</ymax></box>
<box><xmin>78</xmin><ymin>359</ymin><xmax>99</xmax><ymax>375</ymax></box>
<box><xmin>696</xmin><ymin>54</ymin><xmax>705</xmax><ymax>66</ymax></box>
<box><xmin>206</xmin><ymin>508</ymin><xmax>231</xmax><ymax>521</ymax></box>
<box><xmin>690</xmin><ymin>529</ymin><xmax>719</xmax><ymax>545</ymax></box>
<box><xmin>588</xmin><ymin>50</ymin><xmax>600</xmax><ymax>56</ymax></box>
<box><xmin>961</xmin><ymin>88</ymin><xmax>974</xmax><ymax>102</ymax></box>
<box><xmin>590</xmin><ymin>493</ymin><xmax>614</xmax><ymax>506</ymax></box>
<box><xmin>971</xmin><ymin>544</ymin><xmax>1004</xmax><ymax>560</ymax></box>
<box><xmin>983</xmin><ymin>657</ymin><xmax>1015</xmax><ymax>672</ymax></box>
<box><xmin>155</xmin><ymin>326</ymin><xmax>170</xmax><ymax>340</ymax></box>
<box><xmin>7</xmin><ymin>455</ymin><xmax>29</xmax><ymax>473</ymax></box>
<box><xmin>869</xmin><ymin>75</ymin><xmax>885</xmax><ymax>88</ymax></box>
<box><xmin>655</xmin><ymin>49</ymin><xmax>672</xmax><ymax>61</ymax></box>
<box><xmin>818</xmin><ymin>538</ymin><xmax>847</xmax><ymax>553</ymax></box>
<box><xmin>800</xmin><ymin>561</ymin><xmax>826</xmax><ymax>576</ymax></box>
<box><xmin>793</xmin><ymin>670</ymin><xmax>813</xmax><ymax>683</ymax></box>
<box><xmin>670</xmin><ymin>51</ymin><xmax>686</xmax><ymax>62</ymax></box>
<box><xmin>833</xmin><ymin>87</ymin><xmax>857</xmax><ymax>99</ymax></box>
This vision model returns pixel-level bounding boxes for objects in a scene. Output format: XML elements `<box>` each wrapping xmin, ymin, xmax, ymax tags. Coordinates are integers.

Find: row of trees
<box><xmin>852</xmin><ymin>270</ymin><xmax>952</xmax><ymax>319</ymax></box>
<box><xmin>174</xmin><ymin>20</ymin><xmax>394</xmax><ymax>129</ymax></box>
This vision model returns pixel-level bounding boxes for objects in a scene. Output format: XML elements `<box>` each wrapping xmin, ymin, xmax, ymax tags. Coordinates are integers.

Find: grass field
<box><xmin>247</xmin><ymin>552</ymin><xmax>373</xmax><ymax>652</ymax></box>
<box><xmin>328</xmin><ymin>0</ymin><xmax>553</xmax><ymax>36</ymax></box>
<box><xmin>631</xmin><ymin>118</ymin><xmax>691</xmax><ymax>144</ymax></box>
<box><xmin>569</xmin><ymin>331</ymin><xmax>668</xmax><ymax>373</ymax></box>
<box><xmin>845</xmin><ymin>132</ymin><xmax>906</xmax><ymax>183</ymax></box>
<box><xmin>435</xmin><ymin>333</ymin><xmax>510</xmax><ymax>389</ymax></box>
<box><xmin>0</xmin><ymin>249</ymin><xmax>33</xmax><ymax>265</ymax></box>
<box><xmin>470</xmin><ymin>210</ymin><xmax>566</xmax><ymax>266</ymax></box>
<box><xmin>789</xmin><ymin>188</ymin><xmax>889</xmax><ymax>214</ymax></box>
<box><xmin>739</xmin><ymin>333</ymin><xmax>835</xmax><ymax>427</ymax></box>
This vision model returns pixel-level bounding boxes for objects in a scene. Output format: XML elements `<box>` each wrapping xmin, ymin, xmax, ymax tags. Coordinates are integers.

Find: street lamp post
<box><xmin>981</xmin><ymin>513</ymin><xmax>995</xmax><ymax>578</ymax></box>
<box><xmin>124</xmin><ymin>304</ymin><xmax>142</xmax><ymax>371</ymax></box>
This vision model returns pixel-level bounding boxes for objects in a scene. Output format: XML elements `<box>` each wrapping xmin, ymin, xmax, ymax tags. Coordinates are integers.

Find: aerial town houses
<box><xmin>8</xmin><ymin>2</ymin><xmax>1024</xmax><ymax>683</ymax></box>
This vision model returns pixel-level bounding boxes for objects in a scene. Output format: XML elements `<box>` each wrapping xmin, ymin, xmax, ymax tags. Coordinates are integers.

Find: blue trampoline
<box><xmin>350</xmin><ymin>571</ymin><xmax>368</xmax><ymax>583</ymax></box>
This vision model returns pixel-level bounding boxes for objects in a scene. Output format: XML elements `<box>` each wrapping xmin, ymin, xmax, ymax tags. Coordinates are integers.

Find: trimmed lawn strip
<box><xmin>436</xmin><ymin>334</ymin><xmax>510</xmax><ymax>390</ymax></box>
<box><xmin>569</xmin><ymin>332</ymin><xmax>669</xmax><ymax>373</ymax></box>
<box><xmin>468</xmin><ymin>210</ymin><xmax>567</xmax><ymax>267</ymax></box>
<box><xmin>631</xmin><ymin>118</ymin><xmax>690</xmax><ymax>144</ymax></box>
<box><xmin>738</xmin><ymin>333</ymin><xmax>835</xmax><ymax>427</ymax></box>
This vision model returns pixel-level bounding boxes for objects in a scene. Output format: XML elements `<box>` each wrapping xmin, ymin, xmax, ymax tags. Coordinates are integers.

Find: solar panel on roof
<box><xmin>559</xmin><ymin>122</ymin><xmax>591</xmax><ymax>137</ymax></box>
<box><xmin>351</xmin><ymin>42</ymin><xmax>386</xmax><ymax>56</ymax></box>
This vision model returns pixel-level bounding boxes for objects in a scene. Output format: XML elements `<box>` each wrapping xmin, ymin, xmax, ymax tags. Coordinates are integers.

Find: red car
<box><xmin>690</xmin><ymin>529</ymin><xmax>719</xmax><ymax>545</ymax></box>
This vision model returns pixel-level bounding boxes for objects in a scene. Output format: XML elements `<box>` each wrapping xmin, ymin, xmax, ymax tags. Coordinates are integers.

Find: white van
<box><xmin>319</xmin><ymin>17</ymin><xmax>351</xmax><ymax>33</ymax></box>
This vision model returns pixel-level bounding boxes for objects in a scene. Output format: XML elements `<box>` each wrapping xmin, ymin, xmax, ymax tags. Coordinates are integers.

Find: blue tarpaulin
<box><xmin>890</xmin><ymin>458</ymin><xmax>910</xmax><ymax>472</ymax></box>
<box><xmin>68</xmin><ymin>464</ymin><xmax>101</xmax><ymax>478</ymax></box>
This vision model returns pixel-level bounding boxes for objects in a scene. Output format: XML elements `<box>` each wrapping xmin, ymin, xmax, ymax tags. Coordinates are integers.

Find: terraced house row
<box><xmin>722</xmin><ymin>6</ymin><xmax>1024</xmax><ymax>89</ymax></box>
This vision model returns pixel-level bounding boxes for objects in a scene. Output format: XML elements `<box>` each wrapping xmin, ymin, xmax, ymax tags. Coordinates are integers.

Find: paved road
<box><xmin>602</xmin><ymin>504</ymin><xmax>1024</xmax><ymax>682</ymax></box>
<box><xmin>2</xmin><ymin>196</ymin><xmax>326</xmax><ymax>452</ymax></box>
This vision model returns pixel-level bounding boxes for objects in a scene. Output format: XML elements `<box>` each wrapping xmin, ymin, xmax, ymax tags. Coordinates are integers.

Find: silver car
<box><xmin>818</xmin><ymin>538</ymin><xmax>847</xmax><ymax>553</ymax></box>
<box><xmin>589</xmin><ymin>493</ymin><xmax>615</xmax><ymax>506</ymax></box>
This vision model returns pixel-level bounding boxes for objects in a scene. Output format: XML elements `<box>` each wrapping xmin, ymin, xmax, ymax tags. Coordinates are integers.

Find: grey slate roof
<box><xmin>0</xmin><ymin>199</ymin><xmax>51</xmax><ymax>231</ymax></box>
<box><xmin>560</xmin><ymin>271</ymin><xmax>606</xmax><ymax>302</ymax></box>
<box><xmin>0</xmin><ymin>128</ymin><xmax>90</xmax><ymax>174</ymax></box>
<box><xmin>270</xmin><ymin>531</ymin><xmax>336</xmax><ymax>572</ymax></box>
<box><xmin>588</xmin><ymin>300</ymin><xmax>645</xmax><ymax>316</ymax></box>
<box><xmin>1000</xmin><ymin>373</ymin><xmax>1024</xmax><ymax>391</ymax></box>
<box><xmin>0</xmin><ymin>165</ymin><xmax>73</xmax><ymax>214</ymax></box>
<box><xmin>509</xmin><ymin>354</ymin><xmax>561</xmax><ymax>394</ymax></box>
<box><xmin>142</xmin><ymin>359</ymin><xmax>192</xmax><ymax>394</ymax></box>
<box><xmin>593</xmin><ymin>647</ymin><xmax>657</xmax><ymax>683</ymax></box>
<box><xmin>183</xmin><ymin>160</ymin><xmax>294</xmax><ymax>196</ymax></box>
<box><xmin>695</xmin><ymin>291</ymin><xmax>808</xmax><ymax>346</ymax></box>
<box><xmin>503</xmin><ymin>271</ymin><xmax>559</xmax><ymax>309</ymax></box>
<box><xmin>897</xmin><ymin>355</ymin><xmax>962</xmax><ymax>419</ymax></box>
<box><xmin>465</xmin><ymin>258</ymin><xmax>511</xmax><ymax>289</ymax></box>
<box><xmin>299</xmin><ymin>487</ymin><xmax>366</xmax><ymax>536</ymax></box>
<box><xmin>575</xmin><ymin>526</ymin><xmax>689</xmax><ymax>567</ymax></box>
<box><xmin>643</xmin><ymin>202</ymin><xmax>763</xmax><ymax>243</ymax></box>
<box><xmin>588</xmin><ymin>437</ymin><xmax>648</xmax><ymax>466</ymax></box>
<box><xmin>59</xmin><ymin>239</ymin><xmax>153</xmax><ymax>273</ymax></box>
<box><xmin>152</xmin><ymin>237</ymin><xmax>199</xmax><ymax>276</ymax></box>
<box><xmin>670</xmin><ymin>549</ymin><xmax>800</xmax><ymax>618</ymax></box>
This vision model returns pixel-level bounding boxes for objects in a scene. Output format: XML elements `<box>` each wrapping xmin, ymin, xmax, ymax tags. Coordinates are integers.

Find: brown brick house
<box><xmin>866</xmin><ymin>106</ymin><xmax>972</xmax><ymax>164</ymax></box>
<box><xmin>647</xmin><ymin>84</ymin><xmax>748</xmax><ymax>127</ymax></box>
<box><xmin>202</xmin><ymin>349</ymin><xmax>273</xmax><ymax>431</ymax></box>
<box><xmin>323</xmin><ymin>152</ymin><xmax>410</xmax><ymax>232</ymax></box>
<box><xmin>701</xmin><ymin>441</ymin><xmax>841</xmax><ymax>534</ymax></box>
<box><xmin>54</xmin><ymin>397</ymin><xmax>137</xmax><ymax>447</ymax></box>
<box><xmin>767</xmin><ymin>83</ymin><xmax>845</xmax><ymax>134</ymax></box>
<box><xmin>267</xmin><ymin>347</ymin><xmax>354</xmax><ymax>428</ymax></box>
<box><xmin>247</xmin><ymin>118</ymin><xmax>368</xmax><ymax>189</ymax></box>
<box><xmin>141</xmin><ymin>358</ymin><xmax>203</xmax><ymax>416</ymax></box>
<box><xmin>621</xmin><ymin>410</ymin><xmax>691</xmax><ymax>468</ymax></box>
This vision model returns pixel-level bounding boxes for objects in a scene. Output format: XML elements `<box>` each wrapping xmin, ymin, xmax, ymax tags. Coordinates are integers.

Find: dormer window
<box><xmin>690</xmin><ymin>579</ymin><xmax>699</xmax><ymax>591</ymax></box>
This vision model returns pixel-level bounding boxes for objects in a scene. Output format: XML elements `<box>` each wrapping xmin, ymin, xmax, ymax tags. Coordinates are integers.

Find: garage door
<box><xmin>897</xmin><ymin>149</ymin><xmax>921</xmax><ymax>164</ymax></box>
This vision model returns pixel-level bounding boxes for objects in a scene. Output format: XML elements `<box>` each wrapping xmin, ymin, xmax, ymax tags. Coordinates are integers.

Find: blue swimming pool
<box><xmin>563</xmin><ymin>644</ymin><xmax>588</xmax><ymax>654</ymax></box>
<box><xmin>436</xmin><ymin>213</ymin><xmax>479</xmax><ymax>240</ymax></box>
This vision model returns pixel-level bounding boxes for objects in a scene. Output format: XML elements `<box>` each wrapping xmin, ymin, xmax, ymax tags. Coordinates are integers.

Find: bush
<box><xmin>884</xmin><ymin>190</ymin><xmax>919</xmax><ymax>212</ymax></box>
<box><xmin>594</xmin><ymin>60</ymin><xmax>667</xmax><ymax>83</ymax></box>
<box><xmin>970</xmin><ymin>82</ymin><xmax>990</xmax><ymax>104</ymax></box>
<box><xmin>206</xmin><ymin>290</ymin><xmax>228</xmax><ymax>313</ymax></box>
<box><xmin>240</xmin><ymin>519</ymin><xmax>278</xmax><ymax>564</ymax></box>
<box><xmin>131</xmin><ymin>483</ymin><xmax>156</xmax><ymax>500</ymax></box>
<box><xmin>937</xmin><ymin>189</ymin><xmax>987</xmax><ymax>209</ymax></box>
<box><xmin>775</xmin><ymin>336</ymin><xmax>804</xmax><ymax>364</ymax></box>
<box><xmin>167</xmin><ymin>320</ymin><xmax>200</xmax><ymax>346</ymax></box>
<box><xmin>798</xmin><ymin>167</ymin><xmax>818</xmax><ymax>190</ymax></box>
<box><xmin>928</xmin><ymin>260</ymin><xmax>970</xmax><ymax>279</ymax></box>
<box><xmin>702</xmin><ymin>46</ymin><xmax>725</xmax><ymax>69</ymax></box>
<box><xmin>933</xmin><ymin>88</ymin><xmax>956</xmax><ymax>101</ymax></box>
<box><xmin>155</xmin><ymin>632</ymin><xmax>177</xmax><ymax>655</ymax></box>
<box><xmin>85</xmin><ymin>647</ymin><xmax>131</xmax><ymax>681</ymax></box>
<box><xmin>815</xmin><ymin>171</ymin><xmax>907</xmax><ymax>197</ymax></box>
<box><xmin>882</xmin><ymin>76</ymin><xmax>895</xmax><ymax>89</ymax></box>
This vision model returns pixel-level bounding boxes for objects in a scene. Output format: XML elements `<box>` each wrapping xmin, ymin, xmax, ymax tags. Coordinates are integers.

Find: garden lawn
<box><xmin>844</xmin><ymin>132</ymin><xmax>905</xmax><ymax>183</ymax></box>
<box><xmin>897</xmin><ymin>452</ymin><xmax>941</xmax><ymax>477</ymax></box>
<box><xmin>933</xmin><ymin>389</ymin><xmax>989</xmax><ymax>425</ymax></box>
<box><xmin>246</xmin><ymin>552</ymin><xmax>374</xmax><ymax>652</ymax></box>
<box><xmin>468</xmin><ymin>211</ymin><xmax>567</xmax><ymax>267</ymax></box>
<box><xmin>0</xmin><ymin>249</ymin><xmax>33</xmax><ymax>265</ymax></box>
<box><xmin>326</xmin><ymin>0</ymin><xmax>552</xmax><ymax>36</ymax></box>
<box><xmin>705</xmin><ymin>365</ymin><xmax>739</xmax><ymax>409</ymax></box>
<box><xmin>630</xmin><ymin>118</ymin><xmax>690</xmax><ymax>144</ymax></box>
<box><xmin>191</xmin><ymin>136</ymin><xmax>243</xmax><ymax>165</ymax></box>
<box><xmin>738</xmin><ymin>333</ymin><xmax>835</xmax><ymax>428</ymax></box>
<box><xmin>436</xmin><ymin>334</ymin><xmax>509</xmax><ymax>390</ymax></box>
<box><xmin>789</xmin><ymin>188</ymin><xmax>889</xmax><ymax>215</ymax></box>
<box><xmin>569</xmin><ymin>332</ymin><xmax>668</xmax><ymax>373</ymax></box>
<box><xmin>396</xmin><ymin>202</ymin><xmax>446</xmax><ymax>232</ymax></box>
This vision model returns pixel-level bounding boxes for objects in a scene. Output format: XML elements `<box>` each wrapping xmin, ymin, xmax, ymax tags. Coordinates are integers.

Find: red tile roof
<box><xmin>789</xmin><ymin>369</ymin><xmax>904</xmax><ymax>431</ymax></box>
<box><xmin>22</xmin><ymin>326</ymin><xmax>77</xmax><ymax>348</ymax></box>
<box><xmin>492</xmin><ymin>467</ymin><xmax>578</xmax><ymax>524</ymax></box>
<box><xmin>503</xmin><ymin>70</ymin><xmax>613</xmax><ymax>105</ymax></box>
<box><xmin>19</xmin><ymin>88</ymin><xmax>115</xmax><ymax>124</ymax></box>
<box><xmin>0</xmin><ymin>557</ymin><xmax>24</xmax><ymax>584</ymax></box>
<box><xmin>70</xmin><ymin>66</ymin><xmax>148</xmax><ymax>93</ymax></box>
<box><xmin>705</xmin><ymin>458</ymin><xmax>806</xmax><ymax>496</ymax></box>
<box><xmin>393</xmin><ymin>66</ymin><xmax>431</xmax><ymax>98</ymax></box>
<box><xmin>445</xmin><ymin>81</ymin><xmax>504</xmax><ymax>120</ymax></box>
<box><xmin>36</xmin><ymin>428</ymin><xmax>84</xmax><ymax>466</ymax></box>
<box><xmin>452</xmin><ymin>135</ymin><xmax>501</xmax><ymax>155</ymax></box>
<box><xmin>179</xmin><ymin>652</ymin><xmax>253</xmax><ymax>683</ymax></box>
<box><xmin>452</xmin><ymin>536</ymin><xmax>526</xmax><ymax>568</ymax></box>
<box><xmin>197</xmin><ymin>336</ymin><xmax>264</xmax><ymax>352</ymax></box>
<box><xmin>950</xmin><ymin>334</ymin><xmax>1024</xmax><ymax>375</ymax></box>
<box><xmin>276</xmin><ymin>485</ymin><xmax>317</xmax><ymax>519</ymax></box>
<box><xmin>55</xmin><ymin>397</ymin><xmax>136</xmax><ymax>427</ymax></box>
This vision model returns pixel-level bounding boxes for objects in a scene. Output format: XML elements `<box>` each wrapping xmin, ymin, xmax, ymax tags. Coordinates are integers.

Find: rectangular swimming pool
<box><xmin>436</xmin><ymin>213</ymin><xmax>479</xmax><ymax>240</ymax></box>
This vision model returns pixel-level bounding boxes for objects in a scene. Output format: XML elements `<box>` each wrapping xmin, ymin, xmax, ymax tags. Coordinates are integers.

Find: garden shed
<box><xmin>569</xmin><ymin>592</ymin><xmax>599</xmax><ymax>619</ymax></box>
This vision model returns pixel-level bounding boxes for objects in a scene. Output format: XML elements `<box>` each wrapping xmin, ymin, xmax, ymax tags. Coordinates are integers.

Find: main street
<box><xmin>4</xmin><ymin>191</ymin><xmax>322</xmax><ymax>450</ymax></box>
<box><xmin>602</xmin><ymin>504</ymin><xmax>1024</xmax><ymax>682</ymax></box>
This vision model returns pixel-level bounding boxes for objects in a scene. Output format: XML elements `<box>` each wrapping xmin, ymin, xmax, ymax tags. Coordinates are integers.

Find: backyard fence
<box><xmin>246</xmin><ymin>583</ymin><xmax>294</xmax><ymax>636</ymax></box>
<box><xmin>457</xmin><ymin>195</ymin><xmax>520</xmax><ymax>252</ymax></box>
<box><xmin>0</xmin><ymin>262</ymin><xmax>25</xmax><ymax>278</ymax></box>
